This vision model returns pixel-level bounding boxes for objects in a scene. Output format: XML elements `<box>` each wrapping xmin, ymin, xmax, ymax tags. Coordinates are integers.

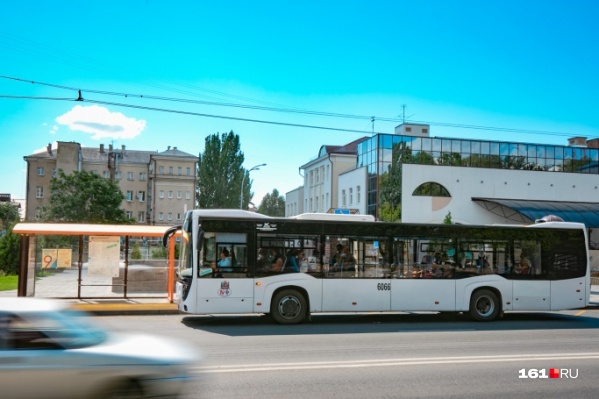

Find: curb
<box><xmin>71</xmin><ymin>303</ymin><xmax>179</xmax><ymax>316</ymax></box>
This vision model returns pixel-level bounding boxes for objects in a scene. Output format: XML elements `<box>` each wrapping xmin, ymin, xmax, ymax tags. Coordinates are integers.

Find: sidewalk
<box><xmin>0</xmin><ymin>268</ymin><xmax>178</xmax><ymax>315</ymax></box>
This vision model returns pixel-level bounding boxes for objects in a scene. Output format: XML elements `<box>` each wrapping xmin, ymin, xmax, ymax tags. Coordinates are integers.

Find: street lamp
<box><xmin>240</xmin><ymin>163</ymin><xmax>266</xmax><ymax>209</ymax></box>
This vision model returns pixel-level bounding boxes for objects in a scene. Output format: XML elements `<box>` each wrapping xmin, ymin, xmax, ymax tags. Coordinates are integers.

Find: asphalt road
<box><xmin>98</xmin><ymin>310</ymin><xmax>599</xmax><ymax>399</ymax></box>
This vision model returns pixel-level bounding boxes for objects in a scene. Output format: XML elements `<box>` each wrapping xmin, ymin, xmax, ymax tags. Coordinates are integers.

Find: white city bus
<box><xmin>163</xmin><ymin>209</ymin><xmax>590</xmax><ymax>324</ymax></box>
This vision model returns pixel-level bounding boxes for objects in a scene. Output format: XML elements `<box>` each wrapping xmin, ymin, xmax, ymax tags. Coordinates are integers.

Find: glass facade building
<box><xmin>356</xmin><ymin>134</ymin><xmax>599</xmax><ymax>217</ymax></box>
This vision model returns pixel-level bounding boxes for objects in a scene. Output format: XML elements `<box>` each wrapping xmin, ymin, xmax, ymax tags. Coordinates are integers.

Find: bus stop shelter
<box><xmin>12</xmin><ymin>223</ymin><xmax>178</xmax><ymax>302</ymax></box>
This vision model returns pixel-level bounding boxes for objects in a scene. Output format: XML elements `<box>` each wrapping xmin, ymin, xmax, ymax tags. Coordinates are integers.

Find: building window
<box><xmin>178</xmin><ymin>166</ymin><xmax>182</xmax><ymax>175</ymax></box>
<box><xmin>349</xmin><ymin>188</ymin><xmax>353</xmax><ymax>205</ymax></box>
<box><xmin>168</xmin><ymin>191</ymin><xmax>173</xmax><ymax>199</ymax></box>
<box><xmin>115</xmin><ymin>171</ymin><xmax>122</xmax><ymax>180</ymax></box>
<box><xmin>186</xmin><ymin>167</ymin><xmax>191</xmax><ymax>175</ymax></box>
<box><xmin>159</xmin><ymin>212</ymin><xmax>164</xmax><ymax>221</ymax></box>
<box><xmin>177</xmin><ymin>213</ymin><xmax>182</xmax><ymax>221</ymax></box>
<box><xmin>168</xmin><ymin>212</ymin><xmax>173</xmax><ymax>221</ymax></box>
<box><xmin>168</xmin><ymin>166</ymin><xmax>173</xmax><ymax>174</ymax></box>
<box><xmin>35</xmin><ymin>208</ymin><xmax>43</xmax><ymax>220</ymax></box>
<box><xmin>159</xmin><ymin>190</ymin><xmax>164</xmax><ymax>199</ymax></box>
<box><xmin>315</xmin><ymin>196</ymin><xmax>319</xmax><ymax>212</ymax></box>
<box><xmin>52</xmin><ymin>169</ymin><xmax>57</xmax><ymax>177</ymax></box>
<box><xmin>126</xmin><ymin>191</ymin><xmax>133</xmax><ymax>202</ymax></box>
<box><xmin>177</xmin><ymin>191</ymin><xmax>182</xmax><ymax>199</ymax></box>
<box><xmin>36</xmin><ymin>167</ymin><xmax>44</xmax><ymax>176</ymax></box>
<box><xmin>139</xmin><ymin>172</ymin><xmax>146</xmax><ymax>181</ymax></box>
<box><xmin>422</xmin><ymin>128</ymin><xmax>428</xmax><ymax>134</ymax></box>
<box><xmin>138</xmin><ymin>191</ymin><xmax>146</xmax><ymax>202</ymax></box>
<box><xmin>35</xmin><ymin>186</ymin><xmax>44</xmax><ymax>198</ymax></box>
<box><xmin>125</xmin><ymin>211</ymin><xmax>132</xmax><ymax>219</ymax></box>
<box><xmin>185</xmin><ymin>191</ymin><xmax>191</xmax><ymax>200</ymax></box>
<box><xmin>412</xmin><ymin>182</ymin><xmax>451</xmax><ymax>197</ymax></box>
<box><xmin>406</xmin><ymin>127</ymin><xmax>412</xmax><ymax>132</ymax></box>
<box><xmin>103</xmin><ymin>171</ymin><xmax>110</xmax><ymax>178</ymax></box>
<box><xmin>342</xmin><ymin>190</ymin><xmax>346</xmax><ymax>207</ymax></box>
<box><xmin>357</xmin><ymin>186</ymin><xmax>361</xmax><ymax>203</ymax></box>
<box><xmin>127</xmin><ymin>172</ymin><xmax>134</xmax><ymax>181</ymax></box>
<box><xmin>137</xmin><ymin>211</ymin><xmax>145</xmax><ymax>223</ymax></box>
<box><xmin>158</xmin><ymin>166</ymin><xmax>164</xmax><ymax>174</ymax></box>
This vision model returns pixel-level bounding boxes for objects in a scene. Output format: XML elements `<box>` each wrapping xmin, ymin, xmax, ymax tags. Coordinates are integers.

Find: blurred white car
<box><xmin>0</xmin><ymin>297</ymin><xmax>199</xmax><ymax>399</ymax></box>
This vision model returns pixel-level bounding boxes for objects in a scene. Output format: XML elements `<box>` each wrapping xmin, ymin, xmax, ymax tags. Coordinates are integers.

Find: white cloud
<box><xmin>49</xmin><ymin>125</ymin><xmax>59</xmax><ymax>135</ymax></box>
<box><xmin>55</xmin><ymin>105</ymin><xmax>146</xmax><ymax>140</ymax></box>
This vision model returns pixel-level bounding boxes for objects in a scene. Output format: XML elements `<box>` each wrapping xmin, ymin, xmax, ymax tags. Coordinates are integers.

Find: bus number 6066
<box><xmin>377</xmin><ymin>283</ymin><xmax>391</xmax><ymax>291</ymax></box>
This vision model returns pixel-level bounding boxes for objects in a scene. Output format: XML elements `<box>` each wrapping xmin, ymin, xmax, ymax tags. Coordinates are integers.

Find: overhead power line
<box><xmin>0</xmin><ymin>74</ymin><xmax>586</xmax><ymax>139</ymax></box>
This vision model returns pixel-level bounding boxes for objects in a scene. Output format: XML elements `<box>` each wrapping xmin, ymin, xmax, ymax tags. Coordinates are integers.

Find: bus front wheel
<box><xmin>469</xmin><ymin>289</ymin><xmax>500</xmax><ymax>321</ymax></box>
<box><xmin>271</xmin><ymin>289</ymin><xmax>307</xmax><ymax>325</ymax></box>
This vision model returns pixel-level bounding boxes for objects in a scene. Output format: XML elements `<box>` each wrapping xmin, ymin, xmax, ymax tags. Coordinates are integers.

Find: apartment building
<box><xmin>287</xmin><ymin>137</ymin><xmax>367</xmax><ymax>216</ymax></box>
<box><xmin>24</xmin><ymin>141</ymin><xmax>198</xmax><ymax>225</ymax></box>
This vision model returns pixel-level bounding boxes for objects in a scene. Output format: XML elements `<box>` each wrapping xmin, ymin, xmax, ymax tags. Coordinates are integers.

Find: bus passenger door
<box><xmin>194</xmin><ymin>234</ymin><xmax>254</xmax><ymax>314</ymax></box>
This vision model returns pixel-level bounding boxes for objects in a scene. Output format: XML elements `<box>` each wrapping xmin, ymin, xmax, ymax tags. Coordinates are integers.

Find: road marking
<box><xmin>574</xmin><ymin>310</ymin><xmax>586</xmax><ymax>316</ymax></box>
<box><xmin>193</xmin><ymin>353</ymin><xmax>599</xmax><ymax>373</ymax></box>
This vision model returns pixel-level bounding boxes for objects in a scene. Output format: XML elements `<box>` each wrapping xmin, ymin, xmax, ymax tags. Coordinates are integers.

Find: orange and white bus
<box><xmin>164</xmin><ymin>209</ymin><xmax>590</xmax><ymax>324</ymax></box>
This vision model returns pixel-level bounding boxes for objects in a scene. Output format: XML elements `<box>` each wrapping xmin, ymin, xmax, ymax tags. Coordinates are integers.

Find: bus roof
<box><xmin>291</xmin><ymin>213</ymin><xmax>376</xmax><ymax>222</ymax></box>
<box><xmin>192</xmin><ymin>209</ymin><xmax>272</xmax><ymax>219</ymax></box>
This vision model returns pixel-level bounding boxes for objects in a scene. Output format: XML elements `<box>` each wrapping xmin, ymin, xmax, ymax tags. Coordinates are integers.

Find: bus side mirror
<box><xmin>162</xmin><ymin>225</ymin><xmax>182</xmax><ymax>247</ymax></box>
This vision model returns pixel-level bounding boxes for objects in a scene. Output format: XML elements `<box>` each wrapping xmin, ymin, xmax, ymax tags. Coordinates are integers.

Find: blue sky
<box><xmin>1</xmin><ymin>0</ymin><xmax>598</xmax><ymax>205</ymax></box>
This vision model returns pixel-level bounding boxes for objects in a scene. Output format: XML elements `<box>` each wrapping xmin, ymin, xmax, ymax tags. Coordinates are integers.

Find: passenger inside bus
<box><xmin>516</xmin><ymin>250</ymin><xmax>530</xmax><ymax>274</ymax></box>
<box><xmin>270</xmin><ymin>252</ymin><xmax>285</xmax><ymax>272</ymax></box>
<box><xmin>284</xmin><ymin>249</ymin><xmax>300</xmax><ymax>272</ymax></box>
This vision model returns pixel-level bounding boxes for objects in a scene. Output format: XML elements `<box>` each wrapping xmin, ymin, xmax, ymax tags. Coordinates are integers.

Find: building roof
<box><xmin>157</xmin><ymin>147</ymin><xmax>197</xmax><ymax>158</ymax></box>
<box><xmin>317</xmin><ymin>136</ymin><xmax>369</xmax><ymax>157</ymax></box>
<box><xmin>473</xmin><ymin>198</ymin><xmax>599</xmax><ymax>227</ymax></box>
<box><xmin>24</xmin><ymin>143</ymin><xmax>197</xmax><ymax>164</ymax></box>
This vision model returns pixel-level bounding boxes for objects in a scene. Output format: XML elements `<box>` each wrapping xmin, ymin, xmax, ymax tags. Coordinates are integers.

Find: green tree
<box><xmin>41</xmin><ymin>170</ymin><xmax>132</xmax><ymax>223</ymax></box>
<box><xmin>130</xmin><ymin>242</ymin><xmax>142</xmax><ymax>260</ymax></box>
<box><xmin>197</xmin><ymin>131</ymin><xmax>247</xmax><ymax>208</ymax></box>
<box><xmin>379</xmin><ymin>202</ymin><xmax>400</xmax><ymax>222</ymax></box>
<box><xmin>0</xmin><ymin>202</ymin><xmax>20</xmax><ymax>231</ymax></box>
<box><xmin>443</xmin><ymin>211</ymin><xmax>453</xmax><ymax>224</ymax></box>
<box><xmin>0</xmin><ymin>232</ymin><xmax>19</xmax><ymax>275</ymax></box>
<box><xmin>378</xmin><ymin>142</ymin><xmax>408</xmax><ymax>221</ymax></box>
<box><xmin>0</xmin><ymin>202</ymin><xmax>21</xmax><ymax>275</ymax></box>
<box><xmin>258</xmin><ymin>189</ymin><xmax>285</xmax><ymax>216</ymax></box>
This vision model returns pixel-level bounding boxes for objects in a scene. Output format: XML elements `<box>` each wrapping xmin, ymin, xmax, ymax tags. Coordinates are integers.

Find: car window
<box><xmin>0</xmin><ymin>310</ymin><xmax>107</xmax><ymax>350</ymax></box>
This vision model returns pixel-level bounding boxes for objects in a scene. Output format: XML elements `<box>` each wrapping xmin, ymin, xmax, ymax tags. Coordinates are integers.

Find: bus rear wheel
<box><xmin>469</xmin><ymin>289</ymin><xmax>500</xmax><ymax>321</ymax></box>
<box><xmin>271</xmin><ymin>289</ymin><xmax>307</xmax><ymax>325</ymax></box>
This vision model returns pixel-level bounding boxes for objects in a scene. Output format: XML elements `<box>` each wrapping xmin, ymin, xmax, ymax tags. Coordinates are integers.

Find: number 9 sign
<box><xmin>42</xmin><ymin>249</ymin><xmax>58</xmax><ymax>269</ymax></box>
